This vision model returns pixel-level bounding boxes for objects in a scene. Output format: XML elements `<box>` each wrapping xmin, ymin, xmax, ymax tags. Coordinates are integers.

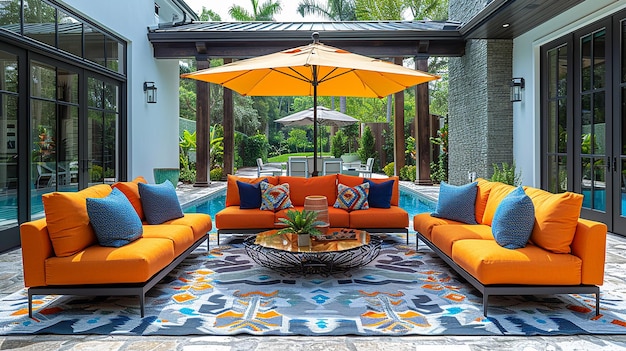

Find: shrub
<box><xmin>357</xmin><ymin>126</ymin><xmax>377</xmax><ymax>165</ymax></box>
<box><xmin>383</xmin><ymin>162</ymin><xmax>394</xmax><ymax>177</ymax></box>
<box><xmin>179</xmin><ymin>167</ymin><xmax>196</xmax><ymax>183</ymax></box>
<box><xmin>491</xmin><ymin>162</ymin><xmax>521</xmax><ymax>186</ymax></box>
<box><xmin>210</xmin><ymin>167</ymin><xmax>223</xmax><ymax>181</ymax></box>
<box><xmin>331</xmin><ymin>130</ymin><xmax>347</xmax><ymax>158</ymax></box>
<box><xmin>399</xmin><ymin>165</ymin><xmax>416</xmax><ymax>182</ymax></box>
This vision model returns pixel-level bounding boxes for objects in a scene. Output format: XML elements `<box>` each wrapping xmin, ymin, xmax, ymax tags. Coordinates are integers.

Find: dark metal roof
<box><xmin>148</xmin><ymin>20</ymin><xmax>465</xmax><ymax>59</ymax></box>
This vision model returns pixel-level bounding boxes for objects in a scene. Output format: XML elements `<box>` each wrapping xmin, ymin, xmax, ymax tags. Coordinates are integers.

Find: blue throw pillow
<box><xmin>492</xmin><ymin>186</ymin><xmax>535</xmax><ymax>249</ymax></box>
<box><xmin>237</xmin><ymin>179</ymin><xmax>268</xmax><ymax>209</ymax></box>
<box><xmin>138</xmin><ymin>179</ymin><xmax>184</xmax><ymax>224</ymax></box>
<box><xmin>87</xmin><ymin>188</ymin><xmax>143</xmax><ymax>247</ymax></box>
<box><xmin>431</xmin><ymin>181</ymin><xmax>478</xmax><ymax>224</ymax></box>
<box><xmin>364</xmin><ymin>179</ymin><xmax>393</xmax><ymax>208</ymax></box>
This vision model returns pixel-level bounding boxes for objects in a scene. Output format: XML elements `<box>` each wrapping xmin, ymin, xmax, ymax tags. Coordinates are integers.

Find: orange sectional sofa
<box><xmin>20</xmin><ymin>178</ymin><xmax>212</xmax><ymax>317</ymax></box>
<box><xmin>216</xmin><ymin>174</ymin><xmax>408</xmax><ymax>243</ymax></box>
<box><xmin>413</xmin><ymin>178</ymin><xmax>607</xmax><ymax>316</ymax></box>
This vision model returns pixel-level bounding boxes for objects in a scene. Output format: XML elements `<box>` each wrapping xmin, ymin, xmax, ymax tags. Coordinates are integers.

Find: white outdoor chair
<box><xmin>288</xmin><ymin>157</ymin><xmax>308</xmax><ymax>177</ymax></box>
<box><xmin>36</xmin><ymin>163</ymin><xmax>55</xmax><ymax>188</ymax></box>
<box><xmin>256</xmin><ymin>158</ymin><xmax>282</xmax><ymax>177</ymax></box>
<box><xmin>357</xmin><ymin>157</ymin><xmax>375</xmax><ymax>178</ymax></box>
<box><xmin>322</xmin><ymin>158</ymin><xmax>343</xmax><ymax>175</ymax></box>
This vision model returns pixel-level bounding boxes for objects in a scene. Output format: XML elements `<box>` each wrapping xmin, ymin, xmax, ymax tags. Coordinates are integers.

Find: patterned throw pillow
<box><xmin>260</xmin><ymin>182</ymin><xmax>293</xmax><ymax>211</ymax></box>
<box><xmin>138</xmin><ymin>179</ymin><xmax>184</xmax><ymax>224</ymax></box>
<box><xmin>492</xmin><ymin>186</ymin><xmax>535</xmax><ymax>249</ymax></box>
<box><xmin>431</xmin><ymin>181</ymin><xmax>478</xmax><ymax>224</ymax></box>
<box><xmin>334</xmin><ymin>182</ymin><xmax>370</xmax><ymax>211</ymax></box>
<box><xmin>87</xmin><ymin>188</ymin><xmax>143</xmax><ymax>247</ymax></box>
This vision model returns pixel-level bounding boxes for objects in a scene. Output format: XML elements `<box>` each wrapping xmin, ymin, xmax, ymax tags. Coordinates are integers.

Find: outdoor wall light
<box><xmin>143</xmin><ymin>81</ymin><xmax>157</xmax><ymax>103</ymax></box>
<box><xmin>510</xmin><ymin>77</ymin><xmax>525</xmax><ymax>102</ymax></box>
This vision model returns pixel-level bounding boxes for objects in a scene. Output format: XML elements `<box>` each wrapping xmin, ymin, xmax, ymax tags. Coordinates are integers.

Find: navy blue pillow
<box><xmin>87</xmin><ymin>188</ymin><xmax>143</xmax><ymax>247</ymax></box>
<box><xmin>138</xmin><ymin>179</ymin><xmax>184</xmax><ymax>224</ymax></box>
<box><xmin>431</xmin><ymin>181</ymin><xmax>478</xmax><ymax>224</ymax></box>
<box><xmin>364</xmin><ymin>179</ymin><xmax>394</xmax><ymax>208</ymax></box>
<box><xmin>237</xmin><ymin>179</ymin><xmax>268</xmax><ymax>209</ymax></box>
<box><xmin>492</xmin><ymin>186</ymin><xmax>535</xmax><ymax>249</ymax></box>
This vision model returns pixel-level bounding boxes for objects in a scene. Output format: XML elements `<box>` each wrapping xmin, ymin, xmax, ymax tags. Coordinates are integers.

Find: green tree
<box><xmin>229</xmin><ymin>0</ymin><xmax>283</xmax><ymax>21</ymax></box>
<box><xmin>199</xmin><ymin>6</ymin><xmax>222</xmax><ymax>21</ymax></box>
<box><xmin>357</xmin><ymin>126</ymin><xmax>377</xmax><ymax>163</ymax></box>
<box><xmin>405</xmin><ymin>0</ymin><xmax>448</xmax><ymax>20</ymax></box>
<box><xmin>355</xmin><ymin>0</ymin><xmax>404</xmax><ymax>20</ymax></box>
<box><xmin>331</xmin><ymin>130</ymin><xmax>348</xmax><ymax>157</ymax></box>
<box><xmin>287</xmin><ymin>129</ymin><xmax>310</xmax><ymax>153</ymax></box>
<box><xmin>297</xmin><ymin>0</ymin><xmax>357</xmax><ymax>21</ymax></box>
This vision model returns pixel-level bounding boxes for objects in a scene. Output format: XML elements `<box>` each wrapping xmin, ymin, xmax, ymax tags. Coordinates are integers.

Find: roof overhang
<box><xmin>148</xmin><ymin>21</ymin><xmax>465</xmax><ymax>59</ymax></box>
<box><xmin>147</xmin><ymin>0</ymin><xmax>585</xmax><ymax>60</ymax></box>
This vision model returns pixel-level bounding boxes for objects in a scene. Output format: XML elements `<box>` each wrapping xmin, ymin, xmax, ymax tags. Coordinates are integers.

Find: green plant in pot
<box><xmin>276</xmin><ymin>209</ymin><xmax>325</xmax><ymax>247</ymax></box>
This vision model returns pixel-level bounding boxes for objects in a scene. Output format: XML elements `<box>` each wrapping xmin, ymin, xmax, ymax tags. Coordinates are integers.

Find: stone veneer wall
<box><xmin>448</xmin><ymin>0</ymin><xmax>514</xmax><ymax>185</ymax></box>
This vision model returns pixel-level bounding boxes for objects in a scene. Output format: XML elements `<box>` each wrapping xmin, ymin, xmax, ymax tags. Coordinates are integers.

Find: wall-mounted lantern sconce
<box><xmin>510</xmin><ymin>77</ymin><xmax>525</xmax><ymax>102</ymax></box>
<box><xmin>143</xmin><ymin>82</ymin><xmax>157</xmax><ymax>103</ymax></box>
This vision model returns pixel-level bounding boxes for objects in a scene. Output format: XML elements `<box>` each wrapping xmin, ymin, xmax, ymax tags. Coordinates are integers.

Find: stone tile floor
<box><xmin>2</xmin><ymin>176</ymin><xmax>626</xmax><ymax>350</ymax></box>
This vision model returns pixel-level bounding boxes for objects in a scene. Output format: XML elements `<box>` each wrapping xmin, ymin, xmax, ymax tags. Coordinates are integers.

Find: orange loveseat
<box><xmin>215</xmin><ymin>174</ymin><xmax>408</xmax><ymax>243</ymax></box>
<box><xmin>413</xmin><ymin>178</ymin><xmax>607</xmax><ymax>316</ymax></box>
<box><xmin>20</xmin><ymin>178</ymin><xmax>212</xmax><ymax>318</ymax></box>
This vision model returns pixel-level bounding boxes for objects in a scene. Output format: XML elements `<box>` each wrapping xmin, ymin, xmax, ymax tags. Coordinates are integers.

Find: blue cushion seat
<box><xmin>364</xmin><ymin>179</ymin><xmax>393</xmax><ymax>208</ymax></box>
<box><xmin>138</xmin><ymin>179</ymin><xmax>184</xmax><ymax>224</ymax></box>
<box><xmin>237</xmin><ymin>179</ymin><xmax>268</xmax><ymax>209</ymax></box>
<box><xmin>491</xmin><ymin>186</ymin><xmax>535</xmax><ymax>249</ymax></box>
<box><xmin>431</xmin><ymin>181</ymin><xmax>478</xmax><ymax>224</ymax></box>
<box><xmin>87</xmin><ymin>188</ymin><xmax>143</xmax><ymax>247</ymax></box>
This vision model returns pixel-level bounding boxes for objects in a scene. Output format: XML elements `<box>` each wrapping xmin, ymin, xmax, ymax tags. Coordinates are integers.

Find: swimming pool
<box><xmin>183</xmin><ymin>185</ymin><xmax>436</xmax><ymax>231</ymax></box>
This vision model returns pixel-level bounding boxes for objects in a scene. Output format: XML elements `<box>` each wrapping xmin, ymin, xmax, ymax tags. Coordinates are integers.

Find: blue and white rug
<box><xmin>1</xmin><ymin>235</ymin><xmax>626</xmax><ymax>336</ymax></box>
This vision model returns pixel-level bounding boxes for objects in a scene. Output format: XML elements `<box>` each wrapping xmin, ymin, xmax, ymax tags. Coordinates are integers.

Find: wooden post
<box><xmin>194</xmin><ymin>58</ymin><xmax>210</xmax><ymax>187</ymax></box>
<box><xmin>222</xmin><ymin>58</ymin><xmax>234</xmax><ymax>179</ymax></box>
<box><xmin>415</xmin><ymin>58</ymin><xmax>433</xmax><ymax>185</ymax></box>
<box><xmin>394</xmin><ymin>57</ymin><xmax>405</xmax><ymax>176</ymax></box>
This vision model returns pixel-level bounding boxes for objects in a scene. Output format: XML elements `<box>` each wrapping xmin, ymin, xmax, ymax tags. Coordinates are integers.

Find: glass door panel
<box><xmin>0</xmin><ymin>51</ymin><xmax>18</xmax><ymax>231</ymax></box>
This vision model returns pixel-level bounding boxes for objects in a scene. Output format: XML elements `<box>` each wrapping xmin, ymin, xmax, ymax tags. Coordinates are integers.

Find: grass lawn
<box><xmin>268</xmin><ymin>153</ymin><xmax>312</xmax><ymax>163</ymax></box>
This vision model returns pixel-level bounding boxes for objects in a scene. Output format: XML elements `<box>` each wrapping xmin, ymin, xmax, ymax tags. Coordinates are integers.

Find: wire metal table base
<box><xmin>243</xmin><ymin>235</ymin><xmax>382</xmax><ymax>275</ymax></box>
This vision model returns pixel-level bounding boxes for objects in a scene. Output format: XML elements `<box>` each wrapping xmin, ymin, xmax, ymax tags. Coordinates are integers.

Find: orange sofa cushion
<box><xmin>45</xmin><ymin>237</ymin><xmax>175</xmax><ymax>285</ymax></box>
<box><xmin>42</xmin><ymin>184</ymin><xmax>113</xmax><ymax>257</ymax></box>
<box><xmin>481</xmin><ymin>182</ymin><xmax>516</xmax><ymax>226</ymax></box>
<box><xmin>523</xmin><ymin>187</ymin><xmax>584</xmax><ymax>254</ymax></box>
<box><xmin>337</xmin><ymin>174</ymin><xmax>399</xmax><ymax>206</ymax></box>
<box><xmin>451</xmin><ymin>239</ymin><xmax>582</xmax><ymax>285</ymax></box>
<box><xmin>348</xmin><ymin>206</ymin><xmax>408</xmax><ymax>229</ymax></box>
<box><xmin>141</xmin><ymin>224</ymin><xmax>194</xmax><ymax>256</ymax></box>
<box><xmin>413</xmin><ymin>213</ymin><xmax>464</xmax><ymax>241</ymax></box>
<box><xmin>164</xmin><ymin>213</ymin><xmax>213</xmax><ymax>241</ymax></box>
<box><xmin>215</xmin><ymin>206</ymin><xmax>276</xmax><ymax>229</ymax></box>
<box><xmin>225</xmin><ymin>175</ymin><xmax>279</xmax><ymax>207</ymax></box>
<box><xmin>475</xmin><ymin>178</ymin><xmax>501</xmax><ymax>224</ymax></box>
<box><xmin>278</xmin><ymin>175</ymin><xmax>337</xmax><ymax>206</ymax></box>
<box><xmin>431</xmin><ymin>224</ymin><xmax>494</xmax><ymax>257</ymax></box>
<box><xmin>111</xmin><ymin>176</ymin><xmax>148</xmax><ymax>220</ymax></box>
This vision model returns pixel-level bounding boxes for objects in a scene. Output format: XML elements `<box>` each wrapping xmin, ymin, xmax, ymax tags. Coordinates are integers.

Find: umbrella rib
<box><xmin>271</xmin><ymin>67</ymin><xmax>313</xmax><ymax>84</ymax></box>
<box><xmin>318</xmin><ymin>68</ymin><xmax>355</xmax><ymax>84</ymax></box>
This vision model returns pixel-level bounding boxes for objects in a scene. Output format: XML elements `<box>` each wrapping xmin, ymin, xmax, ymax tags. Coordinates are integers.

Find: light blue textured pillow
<box><xmin>138</xmin><ymin>179</ymin><xmax>184</xmax><ymax>224</ymax></box>
<box><xmin>87</xmin><ymin>188</ymin><xmax>143</xmax><ymax>247</ymax></box>
<box><xmin>492</xmin><ymin>186</ymin><xmax>535</xmax><ymax>249</ymax></box>
<box><xmin>431</xmin><ymin>181</ymin><xmax>478</xmax><ymax>224</ymax></box>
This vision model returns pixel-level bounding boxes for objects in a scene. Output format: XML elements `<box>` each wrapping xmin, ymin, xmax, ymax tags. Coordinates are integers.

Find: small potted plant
<box><xmin>277</xmin><ymin>209</ymin><xmax>325</xmax><ymax>247</ymax></box>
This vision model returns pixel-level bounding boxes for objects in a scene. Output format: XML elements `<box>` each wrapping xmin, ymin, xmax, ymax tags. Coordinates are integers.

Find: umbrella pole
<box><xmin>312</xmin><ymin>66</ymin><xmax>319</xmax><ymax>177</ymax></box>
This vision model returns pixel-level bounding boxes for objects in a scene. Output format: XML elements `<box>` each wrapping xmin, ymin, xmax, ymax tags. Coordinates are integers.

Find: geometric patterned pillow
<box><xmin>333</xmin><ymin>182</ymin><xmax>370</xmax><ymax>211</ymax></box>
<box><xmin>260</xmin><ymin>182</ymin><xmax>293</xmax><ymax>211</ymax></box>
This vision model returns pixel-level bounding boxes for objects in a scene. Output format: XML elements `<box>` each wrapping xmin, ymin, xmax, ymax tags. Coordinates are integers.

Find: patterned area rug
<box><xmin>1</xmin><ymin>235</ymin><xmax>626</xmax><ymax>336</ymax></box>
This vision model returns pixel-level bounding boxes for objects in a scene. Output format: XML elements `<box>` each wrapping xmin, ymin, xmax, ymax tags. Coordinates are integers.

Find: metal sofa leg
<box><xmin>28</xmin><ymin>290</ymin><xmax>33</xmax><ymax>318</ymax></box>
<box><xmin>483</xmin><ymin>293</ymin><xmax>489</xmax><ymax>317</ymax></box>
<box><xmin>595</xmin><ymin>289</ymin><xmax>600</xmax><ymax>316</ymax></box>
<box><xmin>139</xmin><ymin>293</ymin><xmax>145</xmax><ymax>318</ymax></box>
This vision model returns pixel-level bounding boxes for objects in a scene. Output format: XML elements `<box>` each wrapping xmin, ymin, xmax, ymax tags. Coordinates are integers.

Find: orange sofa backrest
<box><xmin>278</xmin><ymin>175</ymin><xmax>338</xmax><ymax>206</ymax></box>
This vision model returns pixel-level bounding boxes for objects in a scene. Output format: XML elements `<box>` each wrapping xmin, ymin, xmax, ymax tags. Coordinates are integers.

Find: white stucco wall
<box><xmin>512</xmin><ymin>0</ymin><xmax>626</xmax><ymax>187</ymax></box>
<box><xmin>60</xmin><ymin>0</ymin><xmax>181</xmax><ymax>183</ymax></box>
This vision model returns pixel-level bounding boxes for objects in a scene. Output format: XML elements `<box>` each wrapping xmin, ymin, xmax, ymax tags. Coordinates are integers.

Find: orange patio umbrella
<box><xmin>181</xmin><ymin>32</ymin><xmax>439</xmax><ymax>176</ymax></box>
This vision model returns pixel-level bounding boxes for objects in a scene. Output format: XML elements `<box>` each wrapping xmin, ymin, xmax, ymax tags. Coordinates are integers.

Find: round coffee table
<box><xmin>243</xmin><ymin>229</ymin><xmax>382</xmax><ymax>275</ymax></box>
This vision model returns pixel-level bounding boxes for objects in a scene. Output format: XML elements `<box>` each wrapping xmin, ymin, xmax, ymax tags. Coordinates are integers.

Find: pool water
<box><xmin>183</xmin><ymin>186</ymin><xmax>436</xmax><ymax>231</ymax></box>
